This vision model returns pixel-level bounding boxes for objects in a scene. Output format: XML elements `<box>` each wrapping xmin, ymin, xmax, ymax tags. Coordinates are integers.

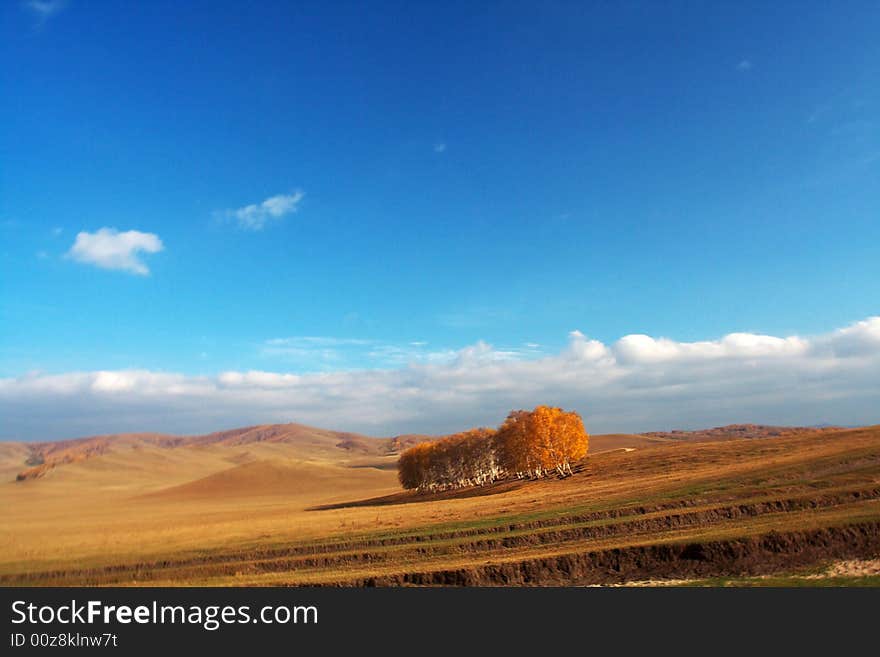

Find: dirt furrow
<box><xmin>6</xmin><ymin>487</ymin><xmax>879</xmax><ymax>586</ymax></box>
<box><xmin>325</xmin><ymin>522</ymin><xmax>880</xmax><ymax>586</ymax></box>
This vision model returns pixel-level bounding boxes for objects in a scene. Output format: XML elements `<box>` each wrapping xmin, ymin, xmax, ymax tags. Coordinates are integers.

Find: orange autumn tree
<box><xmin>397</xmin><ymin>442</ymin><xmax>435</xmax><ymax>491</ymax></box>
<box><xmin>539</xmin><ymin>405</ymin><xmax>589</xmax><ymax>476</ymax></box>
<box><xmin>496</xmin><ymin>405</ymin><xmax>588</xmax><ymax>478</ymax></box>
<box><xmin>397</xmin><ymin>406</ymin><xmax>588</xmax><ymax>490</ymax></box>
<box><xmin>494</xmin><ymin>409</ymin><xmax>537</xmax><ymax>477</ymax></box>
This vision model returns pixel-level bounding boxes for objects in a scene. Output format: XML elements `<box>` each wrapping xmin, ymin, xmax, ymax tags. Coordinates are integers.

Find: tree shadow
<box><xmin>309</xmin><ymin>457</ymin><xmax>592</xmax><ymax>512</ymax></box>
<box><xmin>307</xmin><ymin>479</ymin><xmax>527</xmax><ymax>511</ymax></box>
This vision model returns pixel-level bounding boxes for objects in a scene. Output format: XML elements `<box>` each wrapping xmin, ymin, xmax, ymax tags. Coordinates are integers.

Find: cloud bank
<box><xmin>67</xmin><ymin>228</ymin><xmax>164</xmax><ymax>275</ymax></box>
<box><xmin>224</xmin><ymin>191</ymin><xmax>304</xmax><ymax>230</ymax></box>
<box><xmin>2</xmin><ymin>318</ymin><xmax>879</xmax><ymax>441</ymax></box>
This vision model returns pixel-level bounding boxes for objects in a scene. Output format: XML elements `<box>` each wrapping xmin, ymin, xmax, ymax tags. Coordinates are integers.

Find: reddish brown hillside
<box><xmin>642</xmin><ymin>424</ymin><xmax>844</xmax><ymax>442</ymax></box>
<box><xmin>17</xmin><ymin>433</ymin><xmax>179</xmax><ymax>481</ymax></box>
<box><xmin>12</xmin><ymin>423</ymin><xmax>426</xmax><ymax>481</ymax></box>
<box><xmin>336</xmin><ymin>433</ymin><xmax>435</xmax><ymax>455</ymax></box>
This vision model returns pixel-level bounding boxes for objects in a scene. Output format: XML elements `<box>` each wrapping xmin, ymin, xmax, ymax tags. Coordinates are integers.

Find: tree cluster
<box><xmin>397</xmin><ymin>428</ymin><xmax>502</xmax><ymax>492</ymax></box>
<box><xmin>398</xmin><ymin>406</ymin><xmax>589</xmax><ymax>492</ymax></box>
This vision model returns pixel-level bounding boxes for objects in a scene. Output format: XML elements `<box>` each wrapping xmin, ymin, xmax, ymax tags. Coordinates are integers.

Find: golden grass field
<box><xmin>2</xmin><ymin>423</ymin><xmax>879</xmax><ymax>586</ymax></box>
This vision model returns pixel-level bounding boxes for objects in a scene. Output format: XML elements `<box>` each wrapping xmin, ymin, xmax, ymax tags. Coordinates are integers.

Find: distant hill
<box><xmin>642</xmin><ymin>423</ymin><xmax>845</xmax><ymax>442</ymax></box>
<box><xmin>10</xmin><ymin>423</ymin><xmax>409</xmax><ymax>482</ymax></box>
<box><xmin>5</xmin><ymin>422</ymin><xmax>846</xmax><ymax>483</ymax></box>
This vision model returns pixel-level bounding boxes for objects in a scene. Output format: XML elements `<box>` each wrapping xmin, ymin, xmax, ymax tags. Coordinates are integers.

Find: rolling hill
<box><xmin>2</xmin><ymin>421</ymin><xmax>876</xmax><ymax>586</ymax></box>
<box><xmin>5</xmin><ymin>422</ymin><xmax>808</xmax><ymax>483</ymax></box>
<box><xmin>8</xmin><ymin>423</ymin><xmax>422</xmax><ymax>482</ymax></box>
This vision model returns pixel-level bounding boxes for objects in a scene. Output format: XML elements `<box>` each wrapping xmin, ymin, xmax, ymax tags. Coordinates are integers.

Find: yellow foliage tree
<box><xmin>496</xmin><ymin>405</ymin><xmax>588</xmax><ymax>478</ymax></box>
<box><xmin>398</xmin><ymin>406</ymin><xmax>589</xmax><ymax>490</ymax></box>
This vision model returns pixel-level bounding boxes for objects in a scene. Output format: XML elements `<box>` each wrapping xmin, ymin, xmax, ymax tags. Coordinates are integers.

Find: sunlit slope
<box><xmin>142</xmin><ymin>459</ymin><xmax>395</xmax><ymax>502</ymax></box>
<box><xmin>0</xmin><ymin>442</ymin><xmax>31</xmax><ymax>483</ymax></box>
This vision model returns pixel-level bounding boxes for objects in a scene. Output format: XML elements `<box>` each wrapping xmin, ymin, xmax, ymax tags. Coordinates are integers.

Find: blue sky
<box><xmin>1</xmin><ymin>2</ymin><xmax>879</xmax><ymax>439</ymax></box>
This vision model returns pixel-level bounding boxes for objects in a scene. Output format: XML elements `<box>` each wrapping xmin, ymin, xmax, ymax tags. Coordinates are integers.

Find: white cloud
<box><xmin>67</xmin><ymin>228</ymin><xmax>164</xmax><ymax>275</ymax></box>
<box><xmin>737</xmin><ymin>59</ymin><xmax>752</xmax><ymax>71</ymax></box>
<box><xmin>2</xmin><ymin>318</ymin><xmax>879</xmax><ymax>440</ymax></box>
<box><xmin>261</xmin><ymin>336</ymin><xmax>458</xmax><ymax>370</ymax></box>
<box><xmin>813</xmin><ymin>317</ymin><xmax>880</xmax><ymax>357</ymax></box>
<box><xmin>23</xmin><ymin>0</ymin><xmax>67</xmax><ymax>19</ymax></box>
<box><xmin>613</xmin><ymin>332</ymin><xmax>807</xmax><ymax>364</ymax></box>
<box><xmin>223</xmin><ymin>191</ymin><xmax>304</xmax><ymax>230</ymax></box>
